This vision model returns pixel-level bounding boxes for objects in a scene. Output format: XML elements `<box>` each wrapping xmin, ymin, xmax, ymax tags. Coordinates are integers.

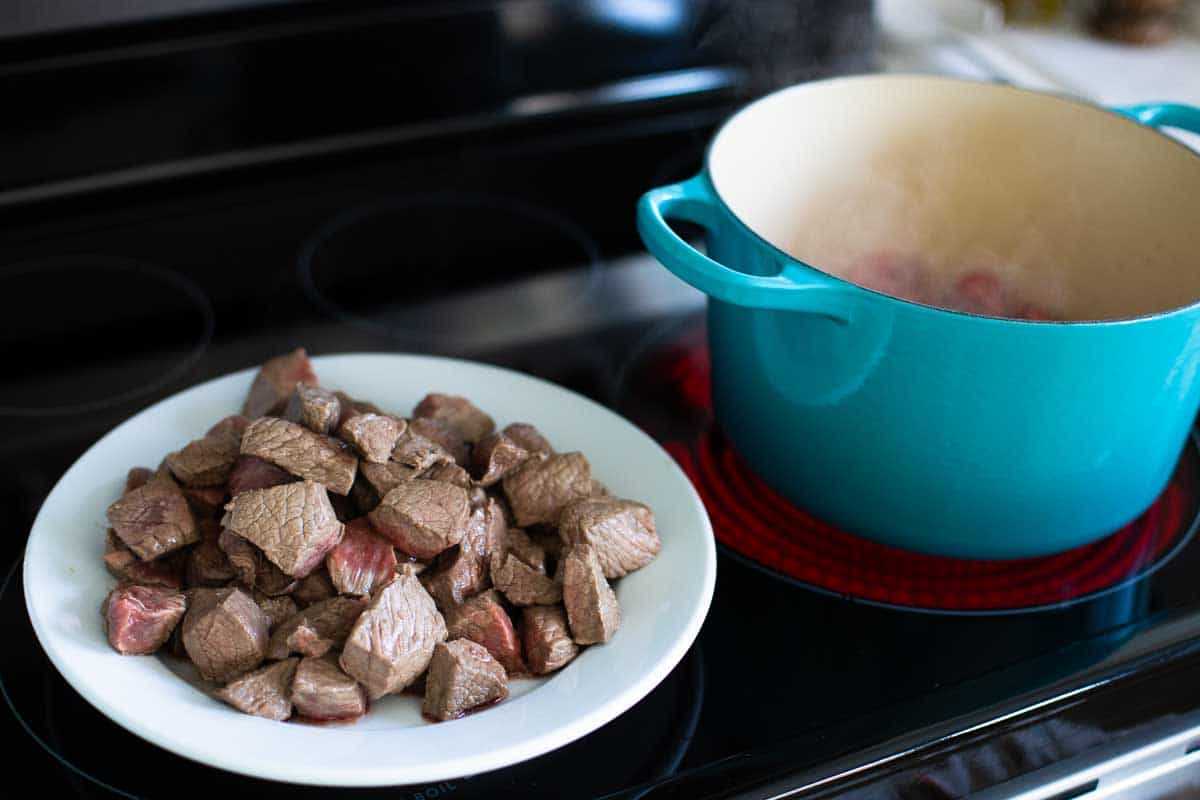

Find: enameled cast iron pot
<box><xmin>638</xmin><ymin>74</ymin><xmax>1200</xmax><ymax>559</ymax></box>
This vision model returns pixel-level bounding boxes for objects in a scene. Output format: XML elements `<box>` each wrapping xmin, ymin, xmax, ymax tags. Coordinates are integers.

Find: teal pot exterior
<box><xmin>637</xmin><ymin>84</ymin><xmax>1200</xmax><ymax>560</ymax></box>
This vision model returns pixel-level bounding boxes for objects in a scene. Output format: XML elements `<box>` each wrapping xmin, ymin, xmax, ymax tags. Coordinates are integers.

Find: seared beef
<box><xmin>408</xmin><ymin>417</ymin><xmax>469</xmax><ymax>467</ymax></box>
<box><xmin>334</xmin><ymin>390</ymin><xmax>386</xmax><ymax>422</ymax></box>
<box><xmin>242</xmin><ymin>348</ymin><xmax>318</xmax><ymax>418</ymax></box>
<box><xmin>103</xmin><ymin>530</ymin><xmax>184</xmax><ymax>588</ymax></box>
<box><xmin>257</xmin><ymin>558</ymin><xmax>299</xmax><ymax>596</ymax></box>
<box><xmin>504</xmin><ymin>528</ymin><xmax>546</xmax><ymax>573</ymax></box>
<box><xmin>227</xmin><ymin>455</ymin><xmax>297</xmax><ymax>497</ymax></box>
<box><xmin>419</xmin><ymin>498</ymin><xmax>505</xmax><ymax>610</ymax></box>
<box><xmin>181</xmin><ymin>485</ymin><xmax>228</xmax><ymax>518</ymax></box>
<box><xmin>349</xmin><ymin>473</ymin><xmax>382</xmax><ymax>515</ymax></box>
<box><xmin>107</xmin><ymin>479</ymin><xmax>199</xmax><ymax>561</ymax></box>
<box><xmin>103</xmin><ymin>584</ymin><xmax>188</xmax><ymax>655</ymax></box>
<box><xmin>369</xmin><ymin>480</ymin><xmax>470</xmax><ymax>560</ymax></box>
<box><xmin>125</xmin><ymin>467</ymin><xmax>154</xmax><ymax>494</ymax></box>
<box><xmin>338</xmin><ymin>413</ymin><xmax>405</xmax><ymax>464</ymax></box>
<box><xmin>528</xmin><ymin>530</ymin><xmax>563</xmax><ymax>566</ymax></box>
<box><xmin>284</xmin><ymin>384</ymin><xmax>341</xmax><ymax>435</ymax></box>
<box><xmin>422</xmin><ymin>639</ymin><xmax>508</xmax><ymax>721</ymax></box>
<box><xmin>207</xmin><ymin>414</ymin><xmax>251</xmax><ymax>439</ymax></box>
<box><xmin>340</xmin><ymin>573</ymin><xmax>447</xmax><ymax>699</ymax></box>
<box><xmin>421</xmin><ymin>460</ymin><xmax>471</xmax><ymax>489</ymax></box>
<box><xmin>181</xmin><ymin>586</ymin><xmax>269</xmax><ymax>681</ymax></box>
<box><xmin>240</xmin><ymin>417</ymin><xmax>358</xmax><ymax>496</ymax></box>
<box><xmin>359</xmin><ymin>460</ymin><xmax>420</xmax><ymax>497</ymax></box>
<box><xmin>292</xmin><ymin>569</ymin><xmax>337</xmax><ymax>607</ymax></box>
<box><xmin>521</xmin><ymin>605</ymin><xmax>578</xmax><ymax>675</ymax></box>
<box><xmin>292</xmin><ymin>655</ymin><xmax>367</xmax><ymax>721</ymax></box>
<box><xmin>218</xmin><ymin>529</ymin><xmax>259</xmax><ymax>586</ymax></box>
<box><xmin>254</xmin><ymin>592</ymin><xmax>299</xmax><ymax>632</ymax></box>
<box><xmin>186</xmin><ymin>537</ymin><xmax>237</xmax><ymax>588</ymax></box>
<box><xmin>444</xmin><ymin>590</ymin><xmax>523</xmax><ymax>673</ymax></box>
<box><xmin>266</xmin><ymin>595</ymin><xmax>368</xmax><ymax>659</ymax></box>
<box><xmin>214</xmin><ymin>657</ymin><xmax>298</xmax><ymax>721</ymax></box>
<box><xmin>502</xmin><ymin>423</ymin><xmax>554</xmax><ymax>455</ymax></box>
<box><xmin>491</xmin><ymin>554</ymin><xmax>561</xmax><ymax>606</ymax></box>
<box><xmin>391</xmin><ymin>427</ymin><xmax>454</xmax><ymax>471</ymax></box>
<box><xmin>413</xmin><ymin>394</ymin><xmax>495</xmax><ymax>444</ymax></box>
<box><xmin>561</xmin><ymin>545</ymin><xmax>620</xmax><ymax>644</ymax></box>
<box><xmin>326</xmin><ymin>518</ymin><xmax>397</xmax><ymax>596</ymax></box>
<box><xmin>222</xmin><ymin>481</ymin><xmax>344</xmax><ymax>577</ymax></box>
<box><xmin>559</xmin><ymin>498</ymin><xmax>659</xmax><ymax>578</ymax></box>
<box><xmin>166</xmin><ymin>427</ymin><xmax>241</xmax><ymax>487</ymax></box>
<box><xmin>501</xmin><ymin>452</ymin><xmax>592</xmax><ymax>528</ymax></box>
<box><xmin>470</xmin><ymin>432</ymin><xmax>528</xmax><ymax>487</ymax></box>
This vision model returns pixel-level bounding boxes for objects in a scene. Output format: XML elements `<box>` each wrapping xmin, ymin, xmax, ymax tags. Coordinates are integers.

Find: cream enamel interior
<box><xmin>708</xmin><ymin>75</ymin><xmax>1200</xmax><ymax>320</ymax></box>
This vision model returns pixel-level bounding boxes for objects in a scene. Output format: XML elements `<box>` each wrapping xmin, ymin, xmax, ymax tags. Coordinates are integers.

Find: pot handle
<box><xmin>637</xmin><ymin>175</ymin><xmax>852</xmax><ymax>320</ymax></box>
<box><xmin>1112</xmin><ymin>102</ymin><xmax>1200</xmax><ymax>134</ymax></box>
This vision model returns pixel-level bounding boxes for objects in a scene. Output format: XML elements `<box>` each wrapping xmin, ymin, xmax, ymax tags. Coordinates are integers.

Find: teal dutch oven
<box><xmin>637</xmin><ymin>74</ymin><xmax>1200</xmax><ymax>559</ymax></box>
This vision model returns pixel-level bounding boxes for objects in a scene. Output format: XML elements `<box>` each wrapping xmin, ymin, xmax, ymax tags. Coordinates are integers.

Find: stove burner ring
<box><xmin>0</xmin><ymin>256</ymin><xmax>214</xmax><ymax>417</ymax></box>
<box><xmin>297</xmin><ymin>192</ymin><xmax>603</xmax><ymax>342</ymax></box>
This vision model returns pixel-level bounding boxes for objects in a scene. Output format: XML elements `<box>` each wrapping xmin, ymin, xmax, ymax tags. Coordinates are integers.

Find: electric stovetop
<box><xmin>6</xmin><ymin>108</ymin><xmax>1200</xmax><ymax>800</ymax></box>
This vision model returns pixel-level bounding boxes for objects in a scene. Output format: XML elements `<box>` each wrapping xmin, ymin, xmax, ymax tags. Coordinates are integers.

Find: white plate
<box><xmin>23</xmin><ymin>353</ymin><xmax>715</xmax><ymax>786</ymax></box>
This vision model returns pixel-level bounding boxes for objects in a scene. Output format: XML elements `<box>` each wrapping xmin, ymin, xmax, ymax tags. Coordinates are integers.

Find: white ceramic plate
<box><xmin>23</xmin><ymin>353</ymin><xmax>715</xmax><ymax>786</ymax></box>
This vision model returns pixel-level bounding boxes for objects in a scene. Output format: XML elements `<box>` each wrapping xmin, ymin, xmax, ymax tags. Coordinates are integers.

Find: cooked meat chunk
<box><xmin>214</xmin><ymin>658</ymin><xmax>298</xmax><ymax>721</ymax></box>
<box><xmin>242</xmin><ymin>348</ymin><xmax>318</xmax><ymax>418</ymax></box>
<box><xmin>326</xmin><ymin>518</ymin><xmax>397</xmax><ymax>596</ymax></box>
<box><xmin>338</xmin><ymin>413</ymin><xmax>405</xmax><ymax>464</ymax></box>
<box><xmin>369</xmin><ymin>480</ymin><xmax>470</xmax><ymax>560</ymax></box>
<box><xmin>207</xmin><ymin>414</ymin><xmax>250</xmax><ymax>439</ymax></box>
<box><xmin>421</xmin><ymin>460</ymin><xmax>471</xmax><ymax>489</ymax></box>
<box><xmin>284</xmin><ymin>384</ymin><xmax>342</xmax><ymax>435</ymax></box>
<box><xmin>359</xmin><ymin>460</ymin><xmax>420</xmax><ymax>498</ymax></box>
<box><xmin>124</xmin><ymin>467</ymin><xmax>154</xmax><ymax>494</ymax></box>
<box><xmin>504</xmin><ymin>528</ymin><xmax>546</xmax><ymax>573</ymax></box>
<box><xmin>521</xmin><ymin>605</ymin><xmax>578</xmax><ymax>675</ymax></box>
<box><xmin>103</xmin><ymin>530</ymin><xmax>184</xmax><ymax>588</ymax></box>
<box><xmin>559</xmin><ymin>498</ymin><xmax>659</xmax><ymax>578</ymax></box>
<box><xmin>266</xmin><ymin>596</ymin><xmax>368</xmax><ymax>660</ymax></box>
<box><xmin>218</xmin><ymin>529</ymin><xmax>259</xmax><ymax>586</ymax></box>
<box><xmin>222</xmin><ymin>481</ymin><xmax>344</xmax><ymax>577</ymax></box>
<box><xmin>103</xmin><ymin>584</ymin><xmax>188</xmax><ymax>655</ymax></box>
<box><xmin>419</xmin><ymin>501</ymin><xmax>503</xmax><ymax>611</ymax></box>
<box><xmin>491</xmin><ymin>554</ymin><xmax>561</xmax><ymax>606</ymax></box>
<box><xmin>408</xmin><ymin>417</ymin><xmax>469</xmax><ymax>467</ymax></box>
<box><xmin>257</xmin><ymin>559</ymin><xmax>299</xmax><ymax>596</ymax></box>
<box><xmin>470</xmin><ymin>432</ymin><xmax>529</xmax><ymax>487</ymax></box>
<box><xmin>349</xmin><ymin>474</ymin><xmax>381</xmax><ymax>515</ymax></box>
<box><xmin>240</xmin><ymin>417</ymin><xmax>358</xmax><ymax>496</ymax></box>
<box><xmin>528</xmin><ymin>530</ymin><xmax>563</xmax><ymax>566</ymax></box>
<box><xmin>181</xmin><ymin>586</ymin><xmax>269</xmax><ymax>681</ymax></box>
<box><xmin>423</xmin><ymin>639</ymin><xmax>508</xmax><ymax>721</ymax></box>
<box><xmin>391</xmin><ymin>426</ymin><xmax>455</xmax><ymax>471</ymax></box>
<box><xmin>502</xmin><ymin>423</ymin><xmax>554</xmax><ymax>455</ymax></box>
<box><xmin>186</xmin><ymin>537</ymin><xmax>237</xmax><ymax>588</ymax></box>
<box><xmin>227</xmin><ymin>455</ymin><xmax>297</xmax><ymax>497</ymax></box>
<box><xmin>292</xmin><ymin>655</ymin><xmax>368</xmax><ymax>721</ymax></box>
<box><xmin>254</xmin><ymin>592</ymin><xmax>299</xmax><ymax>632</ymax></box>
<box><xmin>339</xmin><ymin>574</ymin><xmax>447</xmax><ymax>699</ymax></box>
<box><xmin>561</xmin><ymin>545</ymin><xmax>621</xmax><ymax>644</ymax></box>
<box><xmin>181</xmin><ymin>485</ymin><xmax>228</xmax><ymax>518</ymax></box>
<box><xmin>501</xmin><ymin>452</ymin><xmax>592</xmax><ymax>528</ymax></box>
<box><xmin>444</xmin><ymin>590</ymin><xmax>523</xmax><ymax>673</ymax></box>
<box><xmin>107</xmin><ymin>479</ymin><xmax>199</xmax><ymax>561</ymax></box>
<box><xmin>166</xmin><ymin>428</ymin><xmax>241</xmax><ymax>487</ymax></box>
<box><xmin>413</xmin><ymin>394</ymin><xmax>495</xmax><ymax>444</ymax></box>
<box><xmin>292</xmin><ymin>569</ymin><xmax>337</xmax><ymax>607</ymax></box>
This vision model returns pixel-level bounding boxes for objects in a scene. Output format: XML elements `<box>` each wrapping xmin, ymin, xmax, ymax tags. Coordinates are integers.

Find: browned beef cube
<box><xmin>501</xmin><ymin>452</ymin><xmax>592</xmax><ymax>528</ymax></box>
<box><xmin>253</xmin><ymin>591</ymin><xmax>299</xmax><ymax>632</ymax></box>
<box><xmin>265</xmin><ymin>595</ymin><xmax>368</xmax><ymax>659</ymax></box>
<box><xmin>217</xmin><ymin>529</ymin><xmax>259</xmax><ymax>586</ymax></box>
<box><xmin>240</xmin><ymin>417</ymin><xmax>358</xmax><ymax>496</ymax></box>
<box><xmin>559</xmin><ymin>498</ymin><xmax>659</xmax><ymax>579</ymax></box>
<box><xmin>242</xmin><ymin>348</ymin><xmax>319</xmax><ymax>418</ymax></box>
<box><xmin>528</xmin><ymin>530</ymin><xmax>563</xmax><ymax>567</ymax></box>
<box><xmin>125</xmin><ymin>467</ymin><xmax>154</xmax><ymax>494</ymax></box>
<box><xmin>368</xmin><ymin>480</ymin><xmax>469</xmax><ymax>560</ymax></box>
<box><xmin>103</xmin><ymin>584</ymin><xmax>188</xmax><ymax>655</ymax></box>
<box><xmin>326</xmin><ymin>518</ymin><xmax>397</xmax><ymax>596</ymax></box>
<box><xmin>502</xmin><ymin>423</ymin><xmax>554</xmax><ymax>455</ymax></box>
<box><xmin>284</xmin><ymin>384</ymin><xmax>342</xmax><ymax>435</ymax></box>
<box><xmin>214</xmin><ymin>657</ymin><xmax>298</xmax><ymax>721</ymax></box>
<box><xmin>504</xmin><ymin>528</ymin><xmax>546</xmax><ymax>572</ymax></box>
<box><xmin>227</xmin><ymin>455</ymin><xmax>297</xmax><ymax>497</ymax></box>
<box><xmin>292</xmin><ymin>655</ymin><xmax>367</xmax><ymax>721</ymax></box>
<box><xmin>338</xmin><ymin>413</ymin><xmax>405</xmax><ymax>464</ymax></box>
<box><xmin>207</xmin><ymin>414</ymin><xmax>250</xmax><ymax>439</ymax></box>
<box><xmin>333</xmin><ymin>391</ymin><xmax>387</xmax><ymax>425</ymax></box>
<box><xmin>257</xmin><ymin>559</ymin><xmax>299</xmax><ymax>596</ymax></box>
<box><xmin>222</xmin><ymin>481</ymin><xmax>344</xmax><ymax>577</ymax></box>
<box><xmin>421</xmin><ymin>460</ymin><xmax>471</xmax><ymax>489</ymax></box>
<box><xmin>408</xmin><ymin>417</ymin><xmax>469</xmax><ymax>466</ymax></box>
<box><xmin>444</xmin><ymin>590</ymin><xmax>523</xmax><ymax>673</ymax></box>
<box><xmin>391</xmin><ymin>426</ymin><xmax>455</xmax><ymax>471</ymax></box>
<box><xmin>521</xmin><ymin>605</ymin><xmax>578</xmax><ymax>675</ymax></box>
<box><xmin>359</xmin><ymin>460</ymin><xmax>420</xmax><ymax>498</ymax></box>
<box><xmin>423</xmin><ymin>639</ymin><xmax>508</xmax><ymax>721</ymax></box>
<box><xmin>561</xmin><ymin>545</ymin><xmax>621</xmax><ymax>644</ymax></box>
<box><xmin>186</xmin><ymin>538</ymin><xmax>237</xmax><ymax>588</ymax></box>
<box><xmin>292</xmin><ymin>569</ymin><xmax>337</xmax><ymax>607</ymax></box>
<box><xmin>491</xmin><ymin>554</ymin><xmax>560</xmax><ymax>606</ymax></box>
<box><xmin>103</xmin><ymin>530</ymin><xmax>184</xmax><ymax>588</ymax></box>
<box><xmin>339</xmin><ymin>573</ymin><xmax>447</xmax><ymax>699</ymax></box>
<box><xmin>470</xmin><ymin>432</ymin><xmax>529</xmax><ymax>487</ymax></box>
<box><xmin>419</xmin><ymin>496</ymin><xmax>508</xmax><ymax>611</ymax></box>
<box><xmin>181</xmin><ymin>586</ymin><xmax>269</xmax><ymax>681</ymax></box>
<box><xmin>166</xmin><ymin>427</ymin><xmax>242</xmax><ymax>487</ymax></box>
<box><xmin>181</xmin><ymin>485</ymin><xmax>228</xmax><ymax>518</ymax></box>
<box><xmin>107</xmin><ymin>479</ymin><xmax>199</xmax><ymax>561</ymax></box>
<box><xmin>413</xmin><ymin>393</ymin><xmax>495</xmax><ymax>444</ymax></box>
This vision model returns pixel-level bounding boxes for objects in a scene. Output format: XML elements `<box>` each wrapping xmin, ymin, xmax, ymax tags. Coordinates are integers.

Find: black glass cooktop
<box><xmin>6</xmin><ymin>84</ymin><xmax>1200</xmax><ymax>800</ymax></box>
